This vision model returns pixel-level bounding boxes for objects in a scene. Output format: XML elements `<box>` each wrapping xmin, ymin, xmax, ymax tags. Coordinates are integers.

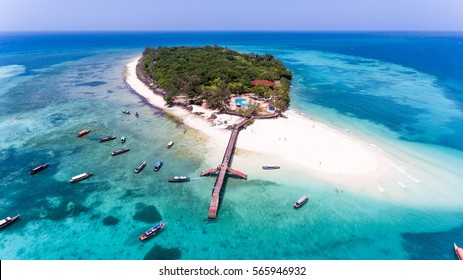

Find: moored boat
<box><xmin>154</xmin><ymin>160</ymin><xmax>163</xmax><ymax>171</ymax></box>
<box><xmin>135</xmin><ymin>112</ymin><xmax>139</xmax><ymax>118</ymax></box>
<box><xmin>122</xmin><ymin>109</ymin><xmax>130</xmax><ymax>114</ymax></box>
<box><xmin>139</xmin><ymin>222</ymin><xmax>167</xmax><ymax>241</ymax></box>
<box><xmin>121</xmin><ymin>136</ymin><xmax>126</xmax><ymax>143</ymax></box>
<box><xmin>98</xmin><ymin>135</ymin><xmax>116</xmax><ymax>142</ymax></box>
<box><xmin>134</xmin><ymin>161</ymin><xmax>146</xmax><ymax>173</ymax></box>
<box><xmin>0</xmin><ymin>214</ymin><xmax>20</xmax><ymax>229</ymax></box>
<box><xmin>77</xmin><ymin>129</ymin><xmax>90</xmax><ymax>137</ymax></box>
<box><xmin>70</xmin><ymin>172</ymin><xmax>93</xmax><ymax>183</ymax></box>
<box><xmin>30</xmin><ymin>163</ymin><xmax>49</xmax><ymax>174</ymax></box>
<box><xmin>455</xmin><ymin>242</ymin><xmax>463</xmax><ymax>260</ymax></box>
<box><xmin>262</xmin><ymin>165</ymin><xmax>280</xmax><ymax>170</ymax></box>
<box><xmin>168</xmin><ymin>176</ymin><xmax>190</xmax><ymax>182</ymax></box>
<box><xmin>294</xmin><ymin>195</ymin><xmax>309</xmax><ymax>208</ymax></box>
<box><xmin>111</xmin><ymin>148</ymin><xmax>130</xmax><ymax>156</ymax></box>
<box><xmin>166</xmin><ymin>141</ymin><xmax>174</xmax><ymax>148</ymax></box>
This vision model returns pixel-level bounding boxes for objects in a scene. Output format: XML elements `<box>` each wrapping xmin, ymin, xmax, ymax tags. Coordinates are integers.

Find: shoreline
<box><xmin>125</xmin><ymin>56</ymin><xmax>379</xmax><ymax>176</ymax></box>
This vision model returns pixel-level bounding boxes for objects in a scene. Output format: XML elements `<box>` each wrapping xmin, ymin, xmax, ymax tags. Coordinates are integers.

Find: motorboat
<box><xmin>30</xmin><ymin>163</ymin><xmax>49</xmax><ymax>174</ymax></box>
<box><xmin>139</xmin><ymin>222</ymin><xmax>167</xmax><ymax>241</ymax></box>
<box><xmin>168</xmin><ymin>176</ymin><xmax>190</xmax><ymax>182</ymax></box>
<box><xmin>134</xmin><ymin>161</ymin><xmax>146</xmax><ymax>173</ymax></box>
<box><xmin>111</xmin><ymin>148</ymin><xmax>130</xmax><ymax>156</ymax></box>
<box><xmin>294</xmin><ymin>195</ymin><xmax>309</xmax><ymax>208</ymax></box>
<box><xmin>70</xmin><ymin>172</ymin><xmax>93</xmax><ymax>183</ymax></box>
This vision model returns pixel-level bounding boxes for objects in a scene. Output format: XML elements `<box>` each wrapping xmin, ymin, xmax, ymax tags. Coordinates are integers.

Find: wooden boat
<box><xmin>168</xmin><ymin>176</ymin><xmax>190</xmax><ymax>182</ymax></box>
<box><xmin>166</xmin><ymin>141</ymin><xmax>174</xmax><ymax>148</ymax></box>
<box><xmin>262</xmin><ymin>165</ymin><xmax>280</xmax><ymax>170</ymax></box>
<box><xmin>0</xmin><ymin>214</ymin><xmax>20</xmax><ymax>229</ymax></box>
<box><xmin>154</xmin><ymin>160</ymin><xmax>163</xmax><ymax>171</ymax></box>
<box><xmin>122</xmin><ymin>109</ymin><xmax>130</xmax><ymax>115</ymax></box>
<box><xmin>111</xmin><ymin>148</ymin><xmax>130</xmax><ymax>156</ymax></box>
<box><xmin>134</xmin><ymin>161</ymin><xmax>146</xmax><ymax>173</ymax></box>
<box><xmin>77</xmin><ymin>129</ymin><xmax>90</xmax><ymax>137</ymax></box>
<box><xmin>455</xmin><ymin>242</ymin><xmax>463</xmax><ymax>260</ymax></box>
<box><xmin>98</xmin><ymin>135</ymin><xmax>116</xmax><ymax>143</ymax></box>
<box><xmin>70</xmin><ymin>172</ymin><xmax>93</xmax><ymax>183</ymax></box>
<box><xmin>121</xmin><ymin>136</ymin><xmax>126</xmax><ymax>143</ymax></box>
<box><xmin>294</xmin><ymin>195</ymin><xmax>309</xmax><ymax>208</ymax></box>
<box><xmin>139</xmin><ymin>222</ymin><xmax>167</xmax><ymax>241</ymax></box>
<box><xmin>30</xmin><ymin>163</ymin><xmax>49</xmax><ymax>174</ymax></box>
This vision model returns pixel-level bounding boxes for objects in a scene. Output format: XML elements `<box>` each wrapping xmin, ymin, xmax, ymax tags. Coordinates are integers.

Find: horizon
<box><xmin>1</xmin><ymin>0</ymin><xmax>462</xmax><ymax>32</ymax></box>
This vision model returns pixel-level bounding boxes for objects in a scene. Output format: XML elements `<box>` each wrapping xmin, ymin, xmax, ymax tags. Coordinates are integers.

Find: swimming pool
<box><xmin>235</xmin><ymin>98</ymin><xmax>252</xmax><ymax>108</ymax></box>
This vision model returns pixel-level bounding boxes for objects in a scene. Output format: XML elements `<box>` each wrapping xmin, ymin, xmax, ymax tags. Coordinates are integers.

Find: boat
<box><xmin>77</xmin><ymin>129</ymin><xmax>90</xmax><ymax>137</ymax></box>
<box><xmin>69</xmin><ymin>172</ymin><xmax>93</xmax><ymax>183</ymax></box>
<box><xmin>168</xmin><ymin>176</ymin><xmax>190</xmax><ymax>182</ymax></box>
<box><xmin>139</xmin><ymin>222</ymin><xmax>167</xmax><ymax>241</ymax></box>
<box><xmin>262</xmin><ymin>165</ymin><xmax>280</xmax><ymax>170</ymax></box>
<box><xmin>121</xmin><ymin>136</ymin><xmax>126</xmax><ymax>143</ymax></box>
<box><xmin>455</xmin><ymin>242</ymin><xmax>463</xmax><ymax>260</ymax></box>
<box><xmin>154</xmin><ymin>160</ymin><xmax>163</xmax><ymax>171</ymax></box>
<box><xmin>134</xmin><ymin>161</ymin><xmax>146</xmax><ymax>173</ymax></box>
<box><xmin>111</xmin><ymin>148</ymin><xmax>130</xmax><ymax>156</ymax></box>
<box><xmin>166</xmin><ymin>141</ymin><xmax>174</xmax><ymax>148</ymax></box>
<box><xmin>294</xmin><ymin>195</ymin><xmax>309</xmax><ymax>208</ymax></box>
<box><xmin>98</xmin><ymin>135</ymin><xmax>116</xmax><ymax>143</ymax></box>
<box><xmin>122</xmin><ymin>109</ymin><xmax>130</xmax><ymax>115</ymax></box>
<box><xmin>135</xmin><ymin>112</ymin><xmax>139</xmax><ymax>118</ymax></box>
<box><xmin>0</xmin><ymin>214</ymin><xmax>20</xmax><ymax>229</ymax></box>
<box><xmin>30</xmin><ymin>163</ymin><xmax>49</xmax><ymax>174</ymax></box>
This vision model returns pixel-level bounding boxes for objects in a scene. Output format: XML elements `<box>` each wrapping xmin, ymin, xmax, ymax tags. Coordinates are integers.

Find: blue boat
<box><xmin>154</xmin><ymin>160</ymin><xmax>163</xmax><ymax>171</ymax></box>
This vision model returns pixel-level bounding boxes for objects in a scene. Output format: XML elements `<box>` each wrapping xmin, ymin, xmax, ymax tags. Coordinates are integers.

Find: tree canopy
<box><xmin>140</xmin><ymin>46</ymin><xmax>292</xmax><ymax>111</ymax></box>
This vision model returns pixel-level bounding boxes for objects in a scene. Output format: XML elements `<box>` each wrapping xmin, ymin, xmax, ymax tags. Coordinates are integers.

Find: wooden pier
<box><xmin>202</xmin><ymin>118</ymin><xmax>249</xmax><ymax>219</ymax></box>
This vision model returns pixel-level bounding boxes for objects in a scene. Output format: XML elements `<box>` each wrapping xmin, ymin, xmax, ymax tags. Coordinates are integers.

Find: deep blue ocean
<box><xmin>1</xmin><ymin>32</ymin><xmax>462</xmax><ymax>260</ymax></box>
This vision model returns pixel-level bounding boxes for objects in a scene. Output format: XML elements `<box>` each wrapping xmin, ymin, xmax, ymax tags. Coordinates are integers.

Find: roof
<box><xmin>251</xmin><ymin>80</ymin><xmax>275</xmax><ymax>87</ymax></box>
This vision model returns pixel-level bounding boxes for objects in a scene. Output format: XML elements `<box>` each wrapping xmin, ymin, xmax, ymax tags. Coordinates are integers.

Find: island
<box><xmin>126</xmin><ymin>47</ymin><xmax>378</xmax><ymax>178</ymax></box>
<box><xmin>136</xmin><ymin>46</ymin><xmax>292</xmax><ymax>118</ymax></box>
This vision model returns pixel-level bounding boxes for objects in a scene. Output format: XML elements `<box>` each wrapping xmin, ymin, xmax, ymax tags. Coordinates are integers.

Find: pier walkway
<box><xmin>202</xmin><ymin>118</ymin><xmax>249</xmax><ymax>219</ymax></box>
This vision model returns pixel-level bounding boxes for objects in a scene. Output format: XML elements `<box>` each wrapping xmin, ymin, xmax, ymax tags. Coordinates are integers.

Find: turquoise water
<box><xmin>0</xmin><ymin>32</ymin><xmax>463</xmax><ymax>260</ymax></box>
<box><xmin>234</xmin><ymin>97</ymin><xmax>252</xmax><ymax>108</ymax></box>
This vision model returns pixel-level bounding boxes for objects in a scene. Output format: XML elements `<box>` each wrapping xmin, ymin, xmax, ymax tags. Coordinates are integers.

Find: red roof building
<box><xmin>251</xmin><ymin>79</ymin><xmax>275</xmax><ymax>87</ymax></box>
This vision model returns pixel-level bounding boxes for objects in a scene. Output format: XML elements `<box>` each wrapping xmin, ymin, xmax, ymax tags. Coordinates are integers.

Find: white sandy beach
<box><xmin>125</xmin><ymin>56</ymin><xmax>378</xmax><ymax>175</ymax></box>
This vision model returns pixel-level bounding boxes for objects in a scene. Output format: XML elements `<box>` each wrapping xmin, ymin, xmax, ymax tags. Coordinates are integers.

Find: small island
<box><xmin>136</xmin><ymin>46</ymin><xmax>292</xmax><ymax>118</ymax></box>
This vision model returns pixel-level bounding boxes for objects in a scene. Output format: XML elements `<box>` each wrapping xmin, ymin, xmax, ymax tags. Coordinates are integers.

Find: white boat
<box><xmin>166</xmin><ymin>141</ymin><xmax>174</xmax><ymax>148</ymax></box>
<box><xmin>70</xmin><ymin>172</ymin><xmax>93</xmax><ymax>183</ymax></box>
<box><xmin>294</xmin><ymin>195</ymin><xmax>309</xmax><ymax>208</ymax></box>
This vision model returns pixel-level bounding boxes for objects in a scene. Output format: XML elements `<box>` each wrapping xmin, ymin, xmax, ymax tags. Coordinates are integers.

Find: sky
<box><xmin>0</xmin><ymin>0</ymin><xmax>462</xmax><ymax>31</ymax></box>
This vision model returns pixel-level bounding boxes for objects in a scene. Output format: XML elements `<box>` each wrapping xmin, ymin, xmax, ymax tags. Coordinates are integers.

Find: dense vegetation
<box><xmin>140</xmin><ymin>46</ymin><xmax>292</xmax><ymax>111</ymax></box>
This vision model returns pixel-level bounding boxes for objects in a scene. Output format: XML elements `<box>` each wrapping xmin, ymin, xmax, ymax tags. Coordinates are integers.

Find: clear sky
<box><xmin>0</xmin><ymin>0</ymin><xmax>462</xmax><ymax>31</ymax></box>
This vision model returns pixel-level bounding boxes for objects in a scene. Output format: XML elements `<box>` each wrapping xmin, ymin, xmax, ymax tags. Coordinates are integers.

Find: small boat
<box><xmin>134</xmin><ymin>161</ymin><xmax>146</xmax><ymax>173</ymax></box>
<box><xmin>98</xmin><ymin>135</ymin><xmax>116</xmax><ymax>143</ymax></box>
<box><xmin>262</xmin><ymin>165</ymin><xmax>280</xmax><ymax>170</ymax></box>
<box><xmin>139</xmin><ymin>222</ymin><xmax>167</xmax><ymax>241</ymax></box>
<box><xmin>77</xmin><ymin>129</ymin><xmax>90</xmax><ymax>137</ymax></box>
<box><xmin>0</xmin><ymin>214</ymin><xmax>20</xmax><ymax>229</ymax></box>
<box><xmin>121</xmin><ymin>136</ymin><xmax>126</xmax><ymax>143</ymax></box>
<box><xmin>294</xmin><ymin>195</ymin><xmax>309</xmax><ymax>208</ymax></box>
<box><xmin>135</xmin><ymin>112</ymin><xmax>139</xmax><ymax>118</ymax></box>
<box><xmin>111</xmin><ymin>148</ymin><xmax>130</xmax><ymax>156</ymax></box>
<box><xmin>70</xmin><ymin>172</ymin><xmax>93</xmax><ymax>183</ymax></box>
<box><xmin>122</xmin><ymin>109</ymin><xmax>130</xmax><ymax>115</ymax></box>
<box><xmin>455</xmin><ymin>242</ymin><xmax>463</xmax><ymax>260</ymax></box>
<box><xmin>154</xmin><ymin>160</ymin><xmax>163</xmax><ymax>171</ymax></box>
<box><xmin>168</xmin><ymin>176</ymin><xmax>190</xmax><ymax>182</ymax></box>
<box><xmin>166</xmin><ymin>141</ymin><xmax>174</xmax><ymax>149</ymax></box>
<box><xmin>30</xmin><ymin>163</ymin><xmax>49</xmax><ymax>174</ymax></box>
